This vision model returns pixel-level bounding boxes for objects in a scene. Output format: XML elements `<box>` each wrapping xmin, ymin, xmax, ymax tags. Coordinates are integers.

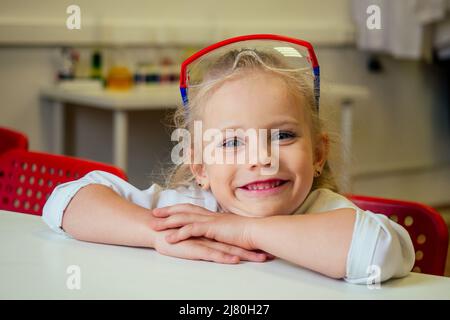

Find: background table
<box><xmin>40</xmin><ymin>84</ymin><xmax>180</xmax><ymax>171</ymax></box>
<box><xmin>3</xmin><ymin>210</ymin><xmax>448</xmax><ymax>299</ymax></box>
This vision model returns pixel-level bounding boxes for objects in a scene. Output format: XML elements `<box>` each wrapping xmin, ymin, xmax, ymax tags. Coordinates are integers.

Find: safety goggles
<box><xmin>179</xmin><ymin>34</ymin><xmax>320</xmax><ymax>111</ymax></box>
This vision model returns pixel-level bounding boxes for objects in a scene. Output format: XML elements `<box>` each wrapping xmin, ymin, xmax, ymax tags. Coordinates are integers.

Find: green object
<box><xmin>91</xmin><ymin>50</ymin><xmax>102</xmax><ymax>80</ymax></box>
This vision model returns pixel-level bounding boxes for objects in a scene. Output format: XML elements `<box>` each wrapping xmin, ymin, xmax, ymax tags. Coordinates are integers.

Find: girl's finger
<box><xmin>151</xmin><ymin>207</ymin><xmax>171</xmax><ymax>218</ymax></box>
<box><xmin>252</xmin><ymin>249</ymin><xmax>276</xmax><ymax>260</ymax></box>
<box><xmin>265</xmin><ymin>253</ymin><xmax>276</xmax><ymax>260</ymax></box>
<box><xmin>166</xmin><ymin>223</ymin><xmax>206</xmax><ymax>243</ymax></box>
<box><xmin>189</xmin><ymin>244</ymin><xmax>240</xmax><ymax>264</ymax></box>
<box><xmin>153</xmin><ymin>204</ymin><xmax>215</xmax><ymax>218</ymax></box>
<box><xmin>153</xmin><ymin>213</ymin><xmax>211</xmax><ymax>231</ymax></box>
<box><xmin>199</xmin><ymin>240</ymin><xmax>267</xmax><ymax>262</ymax></box>
<box><xmin>148</xmin><ymin>217</ymin><xmax>166</xmax><ymax>231</ymax></box>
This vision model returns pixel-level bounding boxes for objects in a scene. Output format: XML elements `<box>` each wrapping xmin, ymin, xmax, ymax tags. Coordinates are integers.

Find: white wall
<box><xmin>0</xmin><ymin>48</ymin><xmax>57</xmax><ymax>150</ymax></box>
<box><xmin>0</xmin><ymin>0</ymin><xmax>354</xmax><ymax>45</ymax></box>
<box><xmin>318</xmin><ymin>48</ymin><xmax>450</xmax><ymax>205</ymax></box>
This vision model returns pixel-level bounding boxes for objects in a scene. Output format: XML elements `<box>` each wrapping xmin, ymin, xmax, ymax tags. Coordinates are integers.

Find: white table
<box><xmin>40</xmin><ymin>84</ymin><xmax>180</xmax><ymax>171</ymax></box>
<box><xmin>1</xmin><ymin>210</ymin><xmax>450</xmax><ymax>300</ymax></box>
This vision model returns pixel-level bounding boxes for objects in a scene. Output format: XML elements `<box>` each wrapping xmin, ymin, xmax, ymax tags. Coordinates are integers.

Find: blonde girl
<box><xmin>43</xmin><ymin>35</ymin><xmax>414</xmax><ymax>284</ymax></box>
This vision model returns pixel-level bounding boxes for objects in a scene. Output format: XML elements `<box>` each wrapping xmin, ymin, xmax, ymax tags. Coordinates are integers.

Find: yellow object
<box><xmin>106</xmin><ymin>66</ymin><xmax>133</xmax><ymax>91</ymax></box>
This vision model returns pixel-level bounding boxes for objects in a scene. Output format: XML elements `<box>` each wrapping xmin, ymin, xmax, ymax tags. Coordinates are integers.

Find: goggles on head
<box><xmin>179</xmin><ymin>34</ymin><xmax>320</xmax><ymax>111</ymax></box>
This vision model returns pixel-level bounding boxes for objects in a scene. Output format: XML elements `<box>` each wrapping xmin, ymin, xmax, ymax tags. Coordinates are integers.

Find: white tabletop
<box><xmin>40</xmin><ymin>84</ymin><xmax>181</xmax><ymax>110</ymax></box>
<box><xmin>1</xmin><ymin>209</ymin><xmax>450</xmax><ymax>300</ymax></box>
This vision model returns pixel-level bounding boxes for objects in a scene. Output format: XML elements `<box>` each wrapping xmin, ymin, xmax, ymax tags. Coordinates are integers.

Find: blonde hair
<box><xmin>164</xmin><ymin>49</ymin><xmax>339</xmax><ymax>193</ymax></box>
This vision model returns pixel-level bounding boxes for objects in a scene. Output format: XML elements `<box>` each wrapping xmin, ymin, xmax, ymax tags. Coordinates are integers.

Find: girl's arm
<box><xmin>248</xmin><ymin>209</ymin><xmax>356</xmax><ymax>278</ymax></box>
<box><xmin>153</xmin><ymin>204</ymin><xmax>355</xmax><ymax>278</ymax></box>
<box><xmin>62</xmin><ymin>184</ymin><xmax>157</xmax><ymax>247</ymax></box>
<box><xmin>156</xmin><ymin>204</ymin><xmax>415</xmax><ymax>282</ymax></box>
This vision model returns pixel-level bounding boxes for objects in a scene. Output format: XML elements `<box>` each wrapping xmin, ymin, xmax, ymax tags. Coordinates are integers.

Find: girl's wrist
<box><xmin>138</xmin><ymin>209</ymin><xmax>159</xmax><ymax>248</ymax></box>
<box><xmin>247</xmin><ymin>215</ymin><xmax>283</xmax><ymax>251</ymax></box>
<box><xmin>246</xmin><ymin>216</ymin><xmax>271</xmax><ymax>250</ymax></box>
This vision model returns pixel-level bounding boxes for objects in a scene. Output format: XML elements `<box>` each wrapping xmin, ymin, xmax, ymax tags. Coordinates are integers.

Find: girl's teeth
<box><xmin>247</xmin><ymin>181</ymin><xmax>282</xmax><ymax>190</ymax></box>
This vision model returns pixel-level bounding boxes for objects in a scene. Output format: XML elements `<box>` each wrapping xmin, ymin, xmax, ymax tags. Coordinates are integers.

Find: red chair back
<box><xmin>0</xmin><ymin>127</ymin><xmax>28</xmax><ymax>154</ymax></box>
<box><xmin>0</xmin><ymin>149</ymin><xmax>127</xmax><ymax>216</ymax></box>
<box><xmin>348</xmin><ymin>194</ymin><xmax>448</xmax><ymax>276</ymax></box>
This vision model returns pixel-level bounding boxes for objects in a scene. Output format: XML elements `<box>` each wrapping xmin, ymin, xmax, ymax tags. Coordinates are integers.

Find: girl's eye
<box><xmin>222</xmin><ymin>137</ymin><xmax>243</xmax><ymax>148</ymax></box>
<box><xmin>272</xmin><ymin>131</ymin><xmax>296</xmax><ymax>141</ymax></box>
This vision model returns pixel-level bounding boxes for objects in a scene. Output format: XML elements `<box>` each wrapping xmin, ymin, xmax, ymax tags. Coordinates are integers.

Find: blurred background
<box><xmin>0</xmin><ymin>0</ymin><xmax>449</xmax><ymax>270</ymax></box>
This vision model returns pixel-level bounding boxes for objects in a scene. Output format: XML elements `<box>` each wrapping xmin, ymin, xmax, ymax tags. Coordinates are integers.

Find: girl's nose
<box><xmin>248</xmin><ymin>143</ymin><xmax>272</xmax><ymax>169</ymax></box>
<box><xmin>246</xmin><ymin>137</ymin><xmax>280</xmax><ymax>175</ymax></box>
<box><xmin>258</xmin><ymin>153</ymin><xmax>272</xmax><ymax>166</ymax></box>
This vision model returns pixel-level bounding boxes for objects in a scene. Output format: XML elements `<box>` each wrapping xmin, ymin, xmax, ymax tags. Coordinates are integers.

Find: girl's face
<box><xmin>191</xmin><ymin>71</ymin><xmax>327</xmax><ymax>217</ymax></box>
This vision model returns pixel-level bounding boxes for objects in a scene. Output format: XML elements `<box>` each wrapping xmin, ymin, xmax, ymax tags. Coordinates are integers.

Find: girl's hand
<box><xmin>152</xmin><ymin>229</ymin><xmax>268</xmax><ymax>264</ymax></box>
<box><xmin>151</xmin><ymin>204</ymin><xmax>260</xmax><ymax>251</ymax></box>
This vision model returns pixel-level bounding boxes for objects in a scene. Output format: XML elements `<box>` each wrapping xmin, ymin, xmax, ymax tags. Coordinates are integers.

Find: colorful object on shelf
<box><xmin>57</xmin><ymin>47</ymin><xmax>79</xmax><ymax>80</ymax></box>
<box><xmin>106</xmin><ymin>66</ymin><xmax>133</xmax><ymax>90</ymax></box>
<box><xmin>160</xmin><ymin>57</ymin><xmax>178</xmax><ymax>84</ymax></box>
<box><xmin>91</xmin><ymin>50</ymin><xmax>103</xmax><ymax>80</ymax></box>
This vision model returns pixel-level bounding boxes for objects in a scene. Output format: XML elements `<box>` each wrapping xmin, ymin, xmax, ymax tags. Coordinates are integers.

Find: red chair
<box><xmin>0</xmin><ymin>149</ymin><xmax>127</xmax><ymax>216</ymax></box>
<box><xmin>0</xmin><ymin>127</ymin><xmax>28</xmax><ymax>154</ymax></box>
<box><xmin>348</xmin><ymin>194</ymin><xmax>449</xmax><ymax>276</ymax></box>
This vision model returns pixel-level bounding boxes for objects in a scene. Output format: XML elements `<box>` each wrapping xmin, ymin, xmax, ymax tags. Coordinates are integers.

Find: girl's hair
<box><xmin>164</xmin><ymin>49</ymin><xmax>339</xmax><ymax>193</ymax></box>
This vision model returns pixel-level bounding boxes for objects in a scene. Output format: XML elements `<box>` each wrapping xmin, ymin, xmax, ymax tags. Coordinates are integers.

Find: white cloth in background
<box><xmin>434</xmin><ymin>9</ymin><xmax>450</xmax><ymax>59</ymax></box>
<box><xmin>42</xmin><ymin>170</ymin><xmax>415</xmax><ymax>285</ymax></box>
<box><xmin>352</xmin><ymin>0</ymin><xmax>446</xmax><ymax>59</ymax></box>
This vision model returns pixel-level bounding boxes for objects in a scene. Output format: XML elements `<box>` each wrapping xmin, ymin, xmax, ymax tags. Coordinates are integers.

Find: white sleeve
<box><xmin>344</xmin><ymin>209</ymin><xmax>416</xmax><ymax>284</ymax></box>
<box><xmin>42</xmin><ymin>170</ymin><xmax>161</xmax><ymax>237</ymax></box>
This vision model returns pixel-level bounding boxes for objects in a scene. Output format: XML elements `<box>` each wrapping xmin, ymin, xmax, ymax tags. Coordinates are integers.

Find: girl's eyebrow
<box><xmin>218</xmin><ymin>118</ymin><xmax>300</xmax><ymax>131</ymax></box>
<box><xmin>267</xmin><ymin>119</ymin><xmax>301</xmax><ymax>129</ymax></box>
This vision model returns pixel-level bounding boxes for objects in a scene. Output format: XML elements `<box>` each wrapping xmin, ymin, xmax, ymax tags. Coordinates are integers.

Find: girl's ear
<box><xmin>314</xmin><ymin>132</ymin><xmax>329</xmax><ymax>170</ymax></box>
<box><xmin>190</xmin><ymin>163</ymin><xmax>210</xmax><ymax>189</ymax></box>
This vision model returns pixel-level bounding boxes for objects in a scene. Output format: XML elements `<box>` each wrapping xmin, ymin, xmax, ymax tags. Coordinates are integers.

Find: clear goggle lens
<box><xmin>186</xmin><ymin>40</ymin><xmax>315</xmax><ymax>88</ymax></box>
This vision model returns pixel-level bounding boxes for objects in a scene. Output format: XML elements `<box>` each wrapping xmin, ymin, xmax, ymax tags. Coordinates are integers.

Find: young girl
<box><xmin>43</xmin><ymin>34</ymin><xmax>415</xmax><ymax>284</ymax></box>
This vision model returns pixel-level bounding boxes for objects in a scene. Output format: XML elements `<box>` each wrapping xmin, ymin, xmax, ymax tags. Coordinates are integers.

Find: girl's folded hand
<box><xmin>152</xmin><ymin>228</ymin><xmax>269</xmax><ymax>264</ymax></box>
<box><xmin>150</xmin><ymin>204</ymin><xmax>268</xmax><ymax>254</ymax></box>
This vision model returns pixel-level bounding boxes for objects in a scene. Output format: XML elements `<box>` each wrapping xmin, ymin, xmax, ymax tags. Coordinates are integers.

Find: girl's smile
<box><xmin>236</xmin><ymin>178</ymin><xmax>290</xmax><ymax>197</ymax></box>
